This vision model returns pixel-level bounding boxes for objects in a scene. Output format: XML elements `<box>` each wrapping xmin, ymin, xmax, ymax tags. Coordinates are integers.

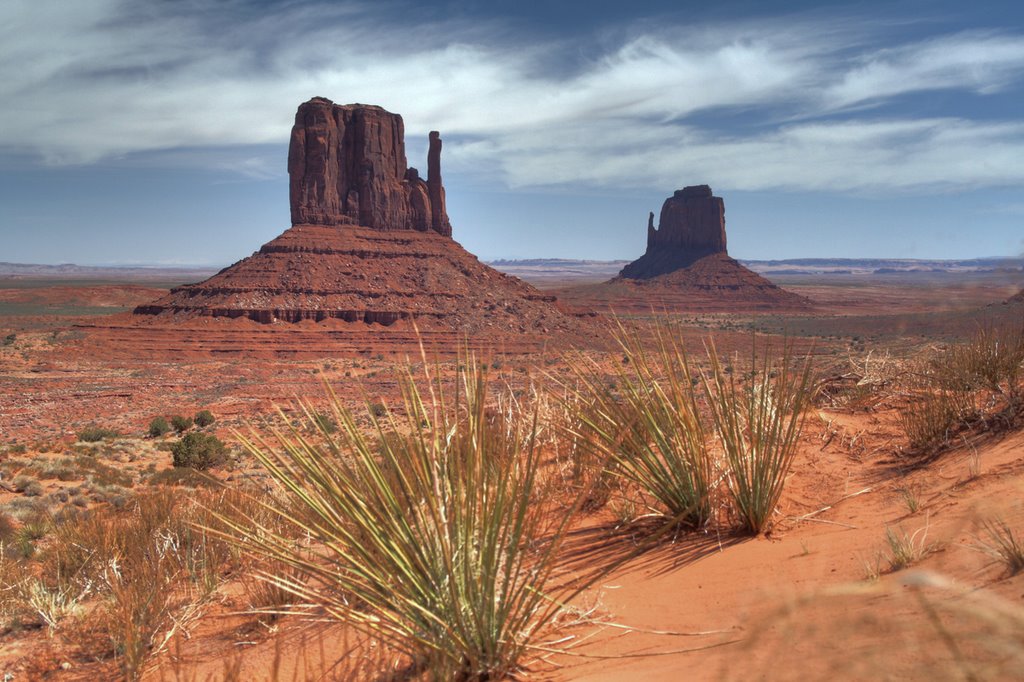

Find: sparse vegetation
<box><xmin>570</xmin><ymin>322</ymin><xmax>715</xmax><ymax>528</ymax></box>
<box><xmin>194</xmin><ymin>410</ymin><xmax>215</xmax><ymax>428</ymax></box>
<box><xmin>148</xmin><ymin>416</ymin><xmax>171</xmax><ymax>438</ymax></box>
<box><xmin>885</xmin><ymin>522</ymin><xmax>934</xmax><ymax>571</ymax></box>
<box><xmin>975</xmin><ymin>518</ymin><xmax>1024</xmax><ymax>575</ymax></box>
<box><xmin>78</xmin><ymin>425</ymin><xmax>120</xmax><ymax>442</ymax></box>
<box><xmin>170</xmin><ymin>415</ymin><xmax>194</xmax><ymax>433</ymax></box>
<box><xmin>171</xmin><ymin>432</ymin><xmax>226</xmax><ymax>470</ymax></box>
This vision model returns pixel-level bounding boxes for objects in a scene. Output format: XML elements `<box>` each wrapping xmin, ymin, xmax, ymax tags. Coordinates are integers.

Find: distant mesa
<box><xmin>126</xmin><ymin>97</ymin><xmax>583</xmax><ymax>348</ymax></box>
<box><xmin>554</xmin><ymin>185</ymin><xmax>811</xmax><ymax>312</ymax></box>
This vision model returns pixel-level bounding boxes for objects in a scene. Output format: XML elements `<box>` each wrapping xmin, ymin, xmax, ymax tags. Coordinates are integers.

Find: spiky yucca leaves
<box><xmin>704</xmin><ymin>339</ymin><xmax>813</xmax><ymax>534</ymax></box>
<box><xmin>216</xmin><ymin>359</ymin><xmax>582</xmax><ymax>681</ymax></box>
<box><xmin>568</xmin><ymin>322</ymin><xmax>716</xmax><ymax>528</ymax></box>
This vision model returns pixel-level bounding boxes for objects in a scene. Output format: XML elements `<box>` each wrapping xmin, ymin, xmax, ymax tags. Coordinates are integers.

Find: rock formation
<box><xmin>129</xmin><ymin>97</ymin><xmax>583</xmax><ymax>349</ymax></box>
<box><xmin>591</xmin><ymin>185</ymin><xmax>811</xmax><ymax>311</ymax></box>
<box><xmin>621</xmin><ymin>185</ymin><xmax>727</xmax><ymax>279</ymax></box>
<box><xmin>288</xmin><ymin>98</ymin><xmax>450</xmax><ymax>235</ymax></box>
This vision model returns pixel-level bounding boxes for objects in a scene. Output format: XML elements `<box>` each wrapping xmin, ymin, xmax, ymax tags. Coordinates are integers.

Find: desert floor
<box><xmin>0</xmin><ymin>268</ymin><xmax>1022</xmax><ymax>680</ymax></box>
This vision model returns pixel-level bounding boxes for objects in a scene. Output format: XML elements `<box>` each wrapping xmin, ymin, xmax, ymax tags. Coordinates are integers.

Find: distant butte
<box><xmin>113</xmin><ymin>97</ymin><xmax>586</xmax><ymax>353</ymax></box>
<box><xmin>608</xmin><ymin>185</ymin><xmax>810</xmax><ymax>309</ymax></box>
<box><xmin>619</xmin><ymin>185</ymin><xmax>727</xmax><ymax>279</ymax></box>
<box><xmin>552</xmin><ymin>185</ymin><xmax>811</xmax><ymax>313</ymax></box>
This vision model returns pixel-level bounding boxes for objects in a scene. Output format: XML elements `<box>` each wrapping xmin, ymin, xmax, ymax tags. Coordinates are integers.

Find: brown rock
<box><xmin>288</xmin><ymin>97</ymin><xmax>451</xmax><ymax>234</ymax></box>
<box><xmin>126</xmin><ymin>97</ymin><xmax>589</xmax><ymax>353</ymax></box>
<box><xmin>621</xmin><ymin>184</ymin><xmax>727</xmax><ymax>279</ymax></box>
<box><xmin>605</xmin><ymin>184</ymin><xmax>811</xmax><ymax>311</ymax></box>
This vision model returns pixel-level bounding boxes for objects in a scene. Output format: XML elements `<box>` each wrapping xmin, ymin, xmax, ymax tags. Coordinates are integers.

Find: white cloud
<box><xmin>1</xmin><ymin>0</ymin><xmax>1023</xmax><ymax>195</ymax></box>
<box><xmin>825</xmin><ymin>31</ymin><xmax>1024</xmax><ymax>109</ymax></box>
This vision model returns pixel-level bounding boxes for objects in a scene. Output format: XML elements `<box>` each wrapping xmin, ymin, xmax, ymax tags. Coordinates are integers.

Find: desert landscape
<box><xmin>3</xmin><ymin>2</ymin><xmax>1024</xmax><ymax>681</ymax></box>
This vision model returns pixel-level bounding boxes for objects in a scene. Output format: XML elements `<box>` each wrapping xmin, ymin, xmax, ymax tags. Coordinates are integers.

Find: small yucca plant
<box><xmin>703</xmin><ymin>339</ymin><xmax>813</xmax><ymax>534</ymax></box>
<box><xmin>567</xmin><ymin>321</ymin><xmax>716</xmax><ymax>528</ymax></box>
<box><xmin>214</xmin><ymin>357</ymin><xmax>586</xmax><ymax>680</ymax></box>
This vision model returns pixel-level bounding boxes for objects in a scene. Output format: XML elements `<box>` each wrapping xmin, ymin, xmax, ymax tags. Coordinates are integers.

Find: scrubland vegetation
<box><xmin>0</xmin><ymin>320</ymin><xmax>1022</xmax><ymax>679</ymax></box>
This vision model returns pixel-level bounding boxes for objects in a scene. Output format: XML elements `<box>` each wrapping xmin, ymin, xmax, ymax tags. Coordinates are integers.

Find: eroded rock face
<box><xmin>621</xmin><ymin>185</ymin><xmax>727</xmax><ymax>279</ymax></box>
<box><xmin>288</xmin><ymin>97</ymin><xmax>451</xmax><ymax>235</ymax></box>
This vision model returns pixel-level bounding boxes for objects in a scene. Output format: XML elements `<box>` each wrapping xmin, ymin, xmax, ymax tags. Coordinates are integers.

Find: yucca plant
<box><xmin>213</xmin><ymin>357</ymin><xmax>587</xmax><ymax>680</ymax></box>
<box><xmin>567</xmin><ymin>321</ymin><xmax>716</xmax><ymax>528</ymax></box>
<box><xmin>703</xmin><ymin>339</ymin><xmax>813</xmax><ymax>534</ymax></box>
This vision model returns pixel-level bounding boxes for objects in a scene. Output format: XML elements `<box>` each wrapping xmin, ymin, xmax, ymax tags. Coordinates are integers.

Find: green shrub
<box><xmin>170</xmin><ymin>415</ymin><xmax>193</xmax><ymax>433</ymax></box>
<box><xmin>171</xmin><ymin>433</ymin><xmax>225</xmax><ymax>471</ymax></box>
<box><xmin>78</xmin><ymin>426</ymin><xmax>119</xmax><ymax>442</ymax></box>
<box><xmin>193</xmin><ymin>410</ymin><xmax>215</xmax><ymax>428</ymax></box>
<box><xmin>147</xmin><ymin>416</ymin><xmax>171</xmax><ymax>438</ymax></box>
<box><xmin>310</xmin><ymin>410</ymin><xmax>337</xmax><ymax>434</ymax></box>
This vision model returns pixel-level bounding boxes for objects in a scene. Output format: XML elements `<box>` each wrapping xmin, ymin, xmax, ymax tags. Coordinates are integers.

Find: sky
<box><xmin>1</xmin><ymin>0</ymin><xmax>1023</xmax><ymax>266</ymax></box>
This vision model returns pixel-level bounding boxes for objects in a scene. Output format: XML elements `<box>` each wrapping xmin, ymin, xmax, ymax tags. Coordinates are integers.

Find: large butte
<box><xmin>72</xmin><ymin>98</ymin><xmax>589</xmax><ymax>358</ymax></box>
<box><xmin>126</xmin><ymin>97</ymin><xmax>585</xmax><ymax>350</ymax></box>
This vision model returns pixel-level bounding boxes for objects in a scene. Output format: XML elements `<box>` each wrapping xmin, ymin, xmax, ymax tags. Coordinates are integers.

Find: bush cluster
<box><xmin>170</xmin><ymin>432</ymin><xmax>226</xmax><ymax>471</ymax></box>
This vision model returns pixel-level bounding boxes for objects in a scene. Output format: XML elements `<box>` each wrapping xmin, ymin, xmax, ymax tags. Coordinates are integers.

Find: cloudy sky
<box><xmin>2</xmin><ymin>0</ymin><xmax>1023</xmax><ymax>265</ymax></box>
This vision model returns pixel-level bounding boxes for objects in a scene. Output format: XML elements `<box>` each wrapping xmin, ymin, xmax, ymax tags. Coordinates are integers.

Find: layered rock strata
<box><xmin>132</xmin><ymin>97</ymin><xmax>582</xmax><ymax>342</ymax></box>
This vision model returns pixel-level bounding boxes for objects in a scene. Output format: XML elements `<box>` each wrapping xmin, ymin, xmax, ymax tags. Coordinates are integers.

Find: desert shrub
<box><xmin>368</xmin><ymin>402</ymin><xmax>387</xmax><ymax>418</ymax></box>
<box><xmin>171</xmin><ymin>433</ymin><xmax>226</xmax><ymax>471</ymax></box>
<box><xmin>704</xmin><ymin>339</ymin><xmax>813</xmax><ymax>534</ymax></box>
<box><xmin>12</xmin><ymin>475</ymin><xmax>39</xmax><ymax>494</ymax></box>
<box><xmin>899</xmin><ymin>388</ymin><xmax>974</xmax><ymax>451</ymax></box>
<box><xmin>310</xmin><ymin>410</ymin><xmax>337</xmax><ymax>434</ymax></box>
<box><xmin>2</xmin><ymin>333</ymin><xmax>15</xmax><ymax>346</ymax></box>
<box><xmin>0</xmin><ymin>512</ymin><xmax>15</xmax><ymax>543</ymax></box>
<box><xmin>39</xmin><ymin>489</ymin><xmax>243</xmax><ymax>678</ymax></box>
<box><xmin>78</xmin><ymin>425</ymin><xmax>119</xmax><ymax>442</ymax></box>
<box><xmin>74</xmin><ymin>455</ymin><xmax>134</xmax><ymax>488</ymax></box>
<box><xmin>147</xmin><ymin>467</ymin><xmax>221</xmax><ymax>488</ymax></box>
<box><xmin>170</xmin><ymin>415</ymin><xmax>194</xmax><ymax>433</ymax></box>
<box><xmin>216</xmin><ymin>358</ymin><xmax>593</xmax><ymax>680</ymax></box>
<box><xmin>147</xmin><ymin>416</ymin><xmax>171</xmax><ymax>438</ymax></box>
<box><xmin>944</xmin><ymin>322</ymin><xmax>1024</xmax><ymax>407</ymax></box>
<box><xmin>975</xmin><ymin>518</ymin><xmax>1024</xmax><ymax>575</ymax></box>
<box><xmin>885</xmin><ymin>522</ymin><xmax>934</xmax><ymax>571</ymax></box>
<box><xmin>194</xmin><ymin>410</ymin><xmax>215</xmax><ymax>428</ymax></box>
<box><xmin>568</xmin><ymin>322</ymin><xmax>715</xmax><ymax>528</ymax></box>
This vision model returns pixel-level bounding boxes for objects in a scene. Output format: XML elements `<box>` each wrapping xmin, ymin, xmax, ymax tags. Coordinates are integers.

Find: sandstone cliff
<box><xmin>288</xmin><ymin>97</ymin><xmax>451</xmax><ymax>236</ymax></box>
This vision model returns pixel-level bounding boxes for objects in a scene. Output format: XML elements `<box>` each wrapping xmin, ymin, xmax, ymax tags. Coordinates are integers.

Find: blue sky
<box><xmin>1</xmin><ymin>0</ymin><xmax>1023</xmax><ymax>265</ymax></box>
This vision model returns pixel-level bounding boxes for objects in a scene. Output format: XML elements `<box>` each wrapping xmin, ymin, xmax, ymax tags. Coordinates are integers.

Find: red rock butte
<box><xmin>82</xmin><ymin>97</ymin><xmax>588</xmax><ymax>356</ymax></box>
<box><xmin>557</xmin><ymin>185</ymin><xmax>810</xmax><ymax>313</ymax></box>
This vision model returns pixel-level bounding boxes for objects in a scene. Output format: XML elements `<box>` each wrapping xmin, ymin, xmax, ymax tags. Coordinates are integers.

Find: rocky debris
<box><xmin>607</xmin><ymin>185</ymin><xmax>810</xmax><ymax>310</ymax></box>
<box><xmin>621</xmin><ymin>184</ymin><xmax>727</xmax><ymax>279</ymax></box>
<box><xmin>288</xmin><ymin>97</ymin><xmax>451</xmax><ymax>236</ymax></box>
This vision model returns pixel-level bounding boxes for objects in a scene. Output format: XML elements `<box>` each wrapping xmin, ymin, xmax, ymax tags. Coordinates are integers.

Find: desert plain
<box><xmin>1</xmin><ymin>249</ymin><xmax>1023</xmax><ymax>680</ymax></box>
